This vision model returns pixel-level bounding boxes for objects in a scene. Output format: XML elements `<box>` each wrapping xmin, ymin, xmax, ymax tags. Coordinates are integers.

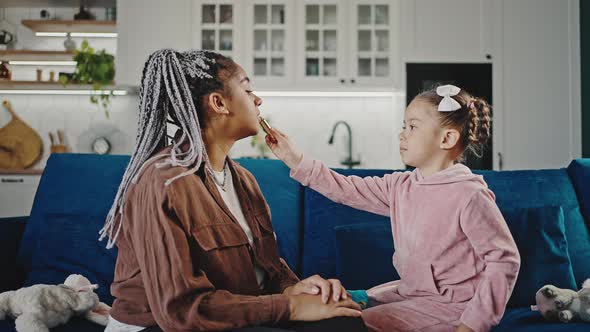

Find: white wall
<box><xmin>0</xmin><ymin>92</ymin><xmax>405</xmax><ymax>171</ymax></box>
<box><xmin>496</xmin><ymin>0</ymin><xmax>581</xmax><ymax>170</ymax></box>
<box><xmin>0</xmin><ymin>94</ymin><xmax>138</xmax><ymax>169</ymax></box>
<box><xmin>231</xmin><ymin>94</ymin><xmax>406</xmax><ymax>170</ymax></box>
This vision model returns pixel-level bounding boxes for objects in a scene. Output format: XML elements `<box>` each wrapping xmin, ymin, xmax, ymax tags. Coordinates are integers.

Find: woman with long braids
<box><xmin>100</xmin><ymin>49</ymin><xmax>368</xmax><ymax>332</ymax></box>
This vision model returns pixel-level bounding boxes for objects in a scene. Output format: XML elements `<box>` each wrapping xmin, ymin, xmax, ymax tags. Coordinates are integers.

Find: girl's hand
<box><xmin>455</xmin><ymin>324</ymin><xmax>474</xmax><ymax>332</ymax></box>
<box><xmin>283</xmin><ymin>274</ymin><xmax>349</xmax><ymax>303</ymax></box>
<box><xmin>264</xmin><ymin>127</ymin><xmax>303</xmax><ymax>170</ymax></box>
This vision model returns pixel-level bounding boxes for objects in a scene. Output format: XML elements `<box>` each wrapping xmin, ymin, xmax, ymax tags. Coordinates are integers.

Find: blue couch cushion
<box><xmin>25</xmin><ymin>213</ymin><xmax>117</xmax><ymax>305</ymax></box>
<box><xmin>493</xmin><ymin>307</ymin><xmax>590</xmax><ymax>331</ymax></box>
<box><xmin>502</xmin><ymin>206</ymin><xmax>576</xmax><ymax>307</ymax></box>
<box><xmin>17</xmin><ymin>153</ymin><xmax>128</xmax><ymax>272</ymax></box>
<box><xmin>235</xmin><ymin>158</ymin><xmax>303</xmax><ymax>274</ymax></box>
<box><xmin>302</xmin><ymin>168</ymin><xmax>393</xmax><ymax>278</ymax></box>
<box><xmin>476</xmin><ymin>168</ymin><xmax>590</xmax><ymax>288</ymax></box>
<box><xmin>567</xmin><ymin>159</ymin><xmax>590</xmax><ymax>225</ymax></box>
<box><xmin>334</xmin><ymin>221</ymin><xmax>399</xmax><ymax>290</ymax></box>
<box><xmin>16</xmin><ymin>154</ymin><xmax>127</xmax><ymax>305</ymax></box>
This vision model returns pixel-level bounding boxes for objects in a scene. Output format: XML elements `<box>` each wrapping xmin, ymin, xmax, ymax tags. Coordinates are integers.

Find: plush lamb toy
<box><xmin>531</xmin><ymin>279</ymin><xmax>590</xmax><ymax>323</ymax></box>
<box><xmin>0</xmin><ymin>274</ymin><xmax>111</xmax><ymax>332</ymax></box>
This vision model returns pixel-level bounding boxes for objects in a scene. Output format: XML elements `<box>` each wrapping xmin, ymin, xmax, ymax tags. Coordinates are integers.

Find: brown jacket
<box><xmin>109</xmin><ymin>149</ymin><xmax>299</xmax><ymax>331</ymax></box>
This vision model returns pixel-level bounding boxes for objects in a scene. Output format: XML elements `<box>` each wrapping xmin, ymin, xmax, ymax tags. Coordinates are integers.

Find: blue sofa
<box><xmin>1</xmin><ymin>154</ymin><xmax>589</xmax><ymax>332</ymax></box>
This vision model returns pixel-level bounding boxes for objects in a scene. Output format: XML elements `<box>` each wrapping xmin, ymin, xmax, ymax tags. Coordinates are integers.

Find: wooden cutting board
<box><xmin>0</xmin><ymin>100</ymin><xmax>43</xmax><ymax>169</ymax></box>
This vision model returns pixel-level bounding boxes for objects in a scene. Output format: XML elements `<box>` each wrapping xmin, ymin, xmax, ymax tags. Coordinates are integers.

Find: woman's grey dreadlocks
<box><xmin>99</xmin><ymin>49</ymin><xmax>237</xmax><ymax>248</ymax></box>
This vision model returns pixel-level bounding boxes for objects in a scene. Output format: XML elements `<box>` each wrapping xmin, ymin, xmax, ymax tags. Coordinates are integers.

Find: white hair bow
<box><xmin>436</xmin><ymin>85</ymin><xmax>461</xmax><ymax>112</ymax></box>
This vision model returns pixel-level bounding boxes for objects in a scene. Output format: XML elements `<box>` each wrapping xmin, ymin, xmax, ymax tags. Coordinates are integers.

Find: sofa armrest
<box><xmin>0</xmin><ymin>216</ymin><xmax>28</xmax><ymax>292</ymax></box>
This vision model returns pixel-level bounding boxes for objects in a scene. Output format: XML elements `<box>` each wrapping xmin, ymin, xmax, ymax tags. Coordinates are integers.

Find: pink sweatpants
<box><xmin>362</xmin><ymin>281</ymin><xmax>468</xmax><ymax>332</ymax></box>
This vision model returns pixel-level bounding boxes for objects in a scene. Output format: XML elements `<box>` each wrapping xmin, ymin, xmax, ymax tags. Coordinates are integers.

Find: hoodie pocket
<box><xmin>405</xmin><ymin>263</ymin><xmax>439</xmax><ymax>295</ymax></box>
<box><xmin>423</xmin><ymin>264</ymin><xmax>440</xmax><ymax>294</ymax></box>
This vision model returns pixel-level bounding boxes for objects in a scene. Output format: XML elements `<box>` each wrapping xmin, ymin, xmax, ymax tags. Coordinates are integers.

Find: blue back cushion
<box><xmin>334</xmin><ymin>221</ymin><xmax>399</xmax><ymax>290</ymax></box>
<box><xmin>18</xmin><ymin>153</ymin><xmax>128</xmax><ymax>304</ymax></box>
<box><xmin>235</xmin><ymin>158</ymin><xmax>303</xmax><ymax>274</ymax></box>
<box><xmin>502</xmin><ymin>206</ymin><xmax>576</xmax><ymax>307</ymax></box>
<box><xmin>476</xmin><ymin>169</ymin><xmax>590</xmax><ymax>287</ymax></box>
<box><xmin>27</xmin><ymin>213</ymin><xmax>118</xmax><ymax>304</ymax></box>
<box><xmin>302</xmin><ymin>168</ymin><xmax>393</xmax><ymax>278</ymax></box>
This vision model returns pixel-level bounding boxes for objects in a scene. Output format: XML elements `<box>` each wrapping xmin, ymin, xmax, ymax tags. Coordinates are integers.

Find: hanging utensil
<box><xmin>0</xmin><ymin>100</ymin><xmax>43</xmax><ymax>169</ymax></box>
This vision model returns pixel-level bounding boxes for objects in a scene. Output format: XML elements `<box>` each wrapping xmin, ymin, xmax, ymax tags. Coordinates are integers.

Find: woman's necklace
<box><xmin>208</xmin><ymin>162</ymin><xmax>228</xmax><ymax>192</ymax></box>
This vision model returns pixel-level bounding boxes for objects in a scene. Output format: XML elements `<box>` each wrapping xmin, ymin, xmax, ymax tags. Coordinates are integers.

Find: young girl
<box><xmin>264</xmin><ymin>85</ymin><xmax>521</xmax><ymax>332</ymax></box>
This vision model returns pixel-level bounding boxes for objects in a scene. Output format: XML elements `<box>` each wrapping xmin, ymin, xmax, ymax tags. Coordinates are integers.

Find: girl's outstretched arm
<box><xmin>266</xmin><ymin>127</ymin><xmax>403</xmax><ymax>217</ymax></box>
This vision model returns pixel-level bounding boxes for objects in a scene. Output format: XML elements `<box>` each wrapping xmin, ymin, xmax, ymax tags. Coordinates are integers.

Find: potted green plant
<box><xmin>60</xmin><ymin>40</ymin><xmax>116</xmax><ymax>118</ymax></box>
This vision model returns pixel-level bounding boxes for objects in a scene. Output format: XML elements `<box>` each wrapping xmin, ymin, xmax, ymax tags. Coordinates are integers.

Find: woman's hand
<box><xmin>264</xmin><ymin>127</ymin><xmax>303</xmax><ymax>170</ymax></box>
<box><xmin>455</xmin><ymin>323</ymin><xmax>474</xmax><ymax>332</ymax></box>
<box><xmin>283</xmin><ymin>274</ymin><xmax>349</xmax><ymax>303</ymax></box>
<box><xmin>288</xmin><ymin>294</ymin><xmax>362</xmax><ymax>321</ymax></box>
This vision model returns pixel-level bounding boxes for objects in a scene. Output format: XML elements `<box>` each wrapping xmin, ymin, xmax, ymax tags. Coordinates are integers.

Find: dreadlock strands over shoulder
<box><xmin>99</xmin><ymin>49</ymin><xmax>228</xmax><ymax>249</ymax></box>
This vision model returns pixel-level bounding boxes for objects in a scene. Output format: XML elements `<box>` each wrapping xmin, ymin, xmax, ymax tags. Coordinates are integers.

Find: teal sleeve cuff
<box><xmin>348</xmin><ymin>289</ymin><xmax>368</xmax><ymax>309</ymax></box>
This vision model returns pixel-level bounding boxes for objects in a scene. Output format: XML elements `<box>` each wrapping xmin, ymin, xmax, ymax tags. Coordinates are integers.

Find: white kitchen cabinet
<box><xmin>348</xmin><ymin>0</ymin><xmax>400</xmax><ymax>87</ymax></box>
<box><xmin>189</xmin><ymin>0</ymin><xmax>401</xmax><ymax>89</ymax></box>
<box><xmin>0</xmin><ymin>175</ymin><xmax>40</xmax><ymax>218</ymax></box>
<box><xmin>116</xmin><ymin>0</ymin><xmax>193</xmax><ymax>86</ymax></box>
<box><xmin>242</xmin><ymin>0</ymin><xmax>296</xmax><ymax>87</ymax></box>
<box><xmin>295</xmin><ymin>0</ymin><xmax>400</xmax><ymax>88</ymax></box>
<box><xmin>492</xmin><ymin>0</ymin><xmax>581</xmax><ymax>170</ymax></box>
<box><xmin>192</xmin><ymin>0</ymin><xmax>245</xmax><ymax>61</ymax></box>
<box><xmin>295</xmin><ymin>0</ymin><xmax>348</xmax><ymax>86</ymax></box>
<box><xmin>400</xmin><ymin>0</ymin><xmax>493</xmax><ymax>63</ymax></box>
<box><xmin>119</xmin><ymin>0</ymin><xmax>401</xmax><ymax>89</ymax></box>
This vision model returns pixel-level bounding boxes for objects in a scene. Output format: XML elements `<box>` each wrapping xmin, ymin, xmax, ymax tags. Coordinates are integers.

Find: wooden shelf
<box><xmin>0</xmin><ymin>80</ymin><xmax>121</xmax><ymax>92</ymax></box>
<box><xmin>0</xmin><ymin>168</ymin><xmax>43</xmax><ymax>175</ymax></box>
<box><xmin>4</xmin><ymin>0</ymin><xmax>116</xmax><ymax>7</ymax></box>
<box><xmin>0</xmin><ymin>81</ymin><xmax>67</xmax><ymax>87</ymax></box>
<box><xmin>0</xmin><ymin>50</ymin><xmax>74</xmax><ymax>61</ymax></box>
<box><xmin>22</xmin><ymin>20</ymin><xmax>116</xmax><ymax>33</ymax></box>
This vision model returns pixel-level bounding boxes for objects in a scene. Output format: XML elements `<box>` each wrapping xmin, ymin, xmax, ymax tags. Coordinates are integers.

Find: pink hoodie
<box><xmin>291</xmin><ymin>157</ymin><xmax>521</xmax><ymax>332</ymax></box>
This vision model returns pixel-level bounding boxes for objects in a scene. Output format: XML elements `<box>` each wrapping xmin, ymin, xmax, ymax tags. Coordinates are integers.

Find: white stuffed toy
<box><xmin>0</xmin><ymin>274</ymin><xmax>111</xmax><ymax>332</ymax></box>
<box><xmin>531</xmin><ymin>279</ymin><xmax>590</xmax><ymax>323</ymax></box>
